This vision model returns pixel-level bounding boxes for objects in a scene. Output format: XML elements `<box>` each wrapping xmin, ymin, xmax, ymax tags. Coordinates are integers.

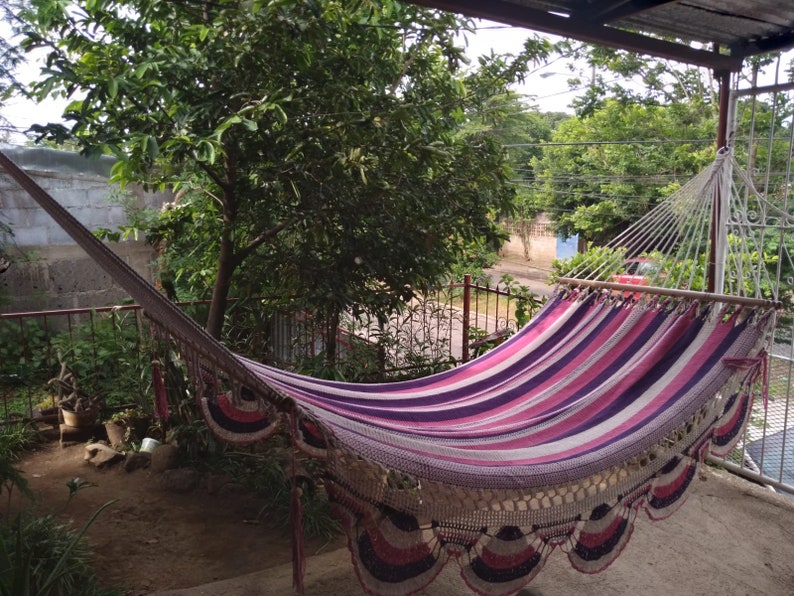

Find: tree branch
<box><xmin>235</xmin><ymin>217</ymin><xmax>298</xmax><ymax>264</ymax></box>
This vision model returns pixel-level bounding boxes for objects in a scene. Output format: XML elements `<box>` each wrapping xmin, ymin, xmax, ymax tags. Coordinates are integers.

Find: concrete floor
<box><xmin>151</xmin><ymin>467</ymin><xmax>794</xmax><ymax>596</ymax></box>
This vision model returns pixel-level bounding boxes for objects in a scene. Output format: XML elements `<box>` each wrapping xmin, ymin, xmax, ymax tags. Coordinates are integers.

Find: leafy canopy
<box><xmin>17</xmin><ymin>0</ymin><xmax>546</xmax><ymax>338</ymax></box>
<box><xmin>529</xmin><ymin>99</ymin><xmax>717</xmax><ymax>244</ymax></box>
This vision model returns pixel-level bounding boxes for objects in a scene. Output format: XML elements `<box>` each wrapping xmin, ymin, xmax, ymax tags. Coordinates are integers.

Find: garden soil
<box><xmin>8</xmin><ymin>440</ymin><xmax>344</xmax><ymax>595</ymax></box>
<box><xmin>9</xmin><ymin>439</ymin><xmax>794</xmax><ymax>596</ymax></box>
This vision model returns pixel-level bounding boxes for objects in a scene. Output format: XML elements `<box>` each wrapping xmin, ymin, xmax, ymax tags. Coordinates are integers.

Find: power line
<box><xmin>503</xmin><ymin>139</ymin><xmax>716</xmax><ymax>147</ymax></box>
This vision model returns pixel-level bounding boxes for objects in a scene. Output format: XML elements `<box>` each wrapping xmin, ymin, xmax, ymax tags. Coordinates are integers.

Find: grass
<box><xmin>0</xmin><ymin>421</ymin><xmax>118</xmax><ymax>596</ymax></box>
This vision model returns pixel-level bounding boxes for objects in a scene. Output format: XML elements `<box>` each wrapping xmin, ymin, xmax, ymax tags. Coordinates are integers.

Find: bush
<box><xmin>0</xmin><ymin>422</ymin><xmax>116</xmax><ymax>595</ymax></box>
<box><xmin>550</xmin><ymin>245</ymin><xmax>626</xmax><ymax>282</ymax></box>
<box><xmin>49</xmin><ymin>311</ymin><xmax>153</xmax><ymax>413</ymax></box>
<box><xmin>0</xmin><ymin>319</ymin><xmax>50</xmax><ymax>389</ymax></box>
<box><xmin>211</xmin><ymin>444</ymin><xmax>340</xmax><ymax>543</ymax></box>
<box><xmin>0</xmin><ymin>508</ymin><xmax>118</xmax><ymax>596</ymax></box>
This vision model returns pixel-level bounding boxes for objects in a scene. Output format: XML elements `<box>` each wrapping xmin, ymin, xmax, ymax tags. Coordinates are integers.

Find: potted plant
<box><xmin>49</xmin><ymin>352</ymin><xmax>104</xmax><ymax>428</ymax></box>
<box><xmin>103</xmin><ymin>407</ymin><xmax>150</xmax><ymax>447</ymax></box>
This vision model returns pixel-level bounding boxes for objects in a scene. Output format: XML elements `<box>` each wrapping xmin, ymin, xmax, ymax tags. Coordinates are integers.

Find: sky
<box><xmin>458</xmin><ymin>22</ymin><xmax>577</xmax><ymax>111</ymax></box>
<box><xmin>1</xmin><ymin>19</ymin><xmax>579</xmax><ymax>143</ymax></box>
<box><xmin>3</xmin><ymin>18</ymin><xmax>792</xmax><ymax>142</ymax></box>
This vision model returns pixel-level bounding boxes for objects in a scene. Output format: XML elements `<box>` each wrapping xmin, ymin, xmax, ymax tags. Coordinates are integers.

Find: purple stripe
<box><xmin>259</xmin><ymin>295</ymin><xmax>621</xmax><ymax>422</ymax></box>
<box><xmin>283</xmin><ymin>300</ymin><xmax>664</xmax><ymax>431</ymax></box>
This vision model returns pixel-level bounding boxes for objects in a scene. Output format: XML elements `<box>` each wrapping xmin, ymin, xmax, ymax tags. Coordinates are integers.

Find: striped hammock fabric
<box><xmin>196</xmin><ymin>290</ymin><xmax>773</xmax><ymax>596</ymax></box>
<box><xmin>0</xmin><ymin>151</ymin><xmax>776</xmax><ymax>595</ymax></box>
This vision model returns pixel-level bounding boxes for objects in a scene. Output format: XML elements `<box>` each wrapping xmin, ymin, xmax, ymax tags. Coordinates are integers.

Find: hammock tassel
<box><xmin>724</xmin><ymin>351</ymin><xmax>769</xmax><ymax>409</ymax></box>
<box><xmin>151</xmin><ymin>359</ymin><xmax>170</xmax><ymax>421</ymax></box>
<box><xmin>290</xmin><ymin>414</ymin><xmax>306</xmax><ymax>595</ymax></box>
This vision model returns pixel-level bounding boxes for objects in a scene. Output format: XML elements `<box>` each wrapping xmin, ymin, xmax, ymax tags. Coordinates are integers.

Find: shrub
<box><xmin>49</xmin><ymin>311</ymin><xmax>153</xmax><ymax>413</ymax></box>
<box><xmin>0</xmin><ymin>506</ymin><xmax>117</xmax><ymax>596</ymax></box>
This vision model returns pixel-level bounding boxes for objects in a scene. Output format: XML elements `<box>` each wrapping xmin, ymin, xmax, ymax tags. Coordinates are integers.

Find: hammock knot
<box><xmin>723</xmin><ymin>350</ymin><xmax>769</xmax><ymax>409</ymax></box>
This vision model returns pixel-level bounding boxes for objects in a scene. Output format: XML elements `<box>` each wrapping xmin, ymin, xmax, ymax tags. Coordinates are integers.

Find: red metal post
<box><xmin>462</xmin><ymin>274</ymin><xmax>471</xmax><ymax>362</ymax></box>
<box><xmin>709</xmin><ymin>68</ymin><xmax>732</xmax><ymax>293</ymax></box>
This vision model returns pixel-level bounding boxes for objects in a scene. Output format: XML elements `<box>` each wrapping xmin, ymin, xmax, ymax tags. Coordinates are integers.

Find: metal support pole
<box><xmin>709</xmin><ymin>69</ymin><xmax>732</xmax><ymax>293</ymax></box>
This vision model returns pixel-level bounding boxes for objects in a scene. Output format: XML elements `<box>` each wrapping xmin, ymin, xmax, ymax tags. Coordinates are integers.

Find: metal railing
<box><xmin>6</xmin><ymin>277</ymin><xmax>789</xmax><ymax>497</ymax></box>
<box><xmin>708</xmin><ymin>343</ymin><xmax>794</xmax><ymax>497</ymax></box>
<box><xmin>0</xmin><ymin>275</ymin><xmax>543</xmax><ymax>419</ymax></box>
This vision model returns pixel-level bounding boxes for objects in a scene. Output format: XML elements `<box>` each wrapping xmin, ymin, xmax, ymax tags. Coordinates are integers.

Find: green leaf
<box><xmin>272</xmin><ymin>104</ymin><xmax>288</xmax><ymax>124</ymax></box>
<box><xmin>197</xmin><ymin>140</ymin><xmax>216</xmax><ymax>164</ymax></box>
<box><xmin>145</xmin><ymin>135</ymin><xmax>159</xmax><ymax>159</ymax></box>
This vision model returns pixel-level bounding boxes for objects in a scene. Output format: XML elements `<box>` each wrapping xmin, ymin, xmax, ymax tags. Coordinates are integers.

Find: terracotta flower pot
<box><xmin>104</xmin><ymin>421</ymin><xmax>127</xmax><ymax>446</ymax></box>
<box><xmin>60</xmin><ymin>407</ymin><xmax>97</xmax><ymax>428</ymax></box>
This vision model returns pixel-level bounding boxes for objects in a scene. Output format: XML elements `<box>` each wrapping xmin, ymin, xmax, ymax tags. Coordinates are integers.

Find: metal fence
<box><xmin>3</xmin><ymin>266</ymin><xmax>791</xmax><ymax>498</ymax></box>
<box><xmin>703</xmin><ymin>81</ymin><xmax>794</xmax><ymax>497</ymax></box>
<box><xmin>0</xmin><ymin>275</ymin><xmax>543</xmax><ymax>420</ymax></box>
<box><xmin>713</xmin><ymin>345</ymin><xmax>794</xmax><ymax>495</ymax></box>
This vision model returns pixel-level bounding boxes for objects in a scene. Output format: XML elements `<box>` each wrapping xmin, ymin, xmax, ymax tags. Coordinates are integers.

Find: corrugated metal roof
<box><xmin>407</xmin><ymin>1</ymin><xmax>794</xmax><ymax>70</ymax></box>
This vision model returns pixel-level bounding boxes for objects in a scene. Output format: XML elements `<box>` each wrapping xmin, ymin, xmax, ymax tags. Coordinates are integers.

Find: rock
<box><xmin>124</xmin><ymin>451</ymin><xmax>151</xmax><ymax>472</ymax></box>
<box><xmin>37</xmin><ymin>427</ymin><xmax>61</xmax><ymax>442</ymax></box>
<box><xmin>160</xmin><ymin>468</ymin><xmax>199</xmax><ymax>493</ymax></box>
<box><xmin>150</xmin><ymin>443</ymin><xmax>180</xmax><ymax>472</ymax></box>
<box><xmin>206</xmin><ymin>473</ymin><xmax>246</xmax><ymax>496</ymax></box>
<box><xmin>84</xmin><ymin>443</ymin><xmax>124</xmax><ymax>468</ymax></box>
<box><xmin>60</xmin><ymin>423</ymin><xmax>100</xmax><ymax>444</ymax></box>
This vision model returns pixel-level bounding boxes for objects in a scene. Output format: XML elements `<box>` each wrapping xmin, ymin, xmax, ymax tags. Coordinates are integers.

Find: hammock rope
<box><xmin>0</xmin><ymin>149</ymin><xmax>779</xmax><ymax>596</ymax></box>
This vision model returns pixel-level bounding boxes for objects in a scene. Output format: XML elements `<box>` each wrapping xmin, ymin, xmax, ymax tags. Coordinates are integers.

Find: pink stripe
<box><xmin>480</xmin><ymin>310</ymin><xmax>706</xmax><ymax>451</ymax></box>
<box><xmin>354</xmin><ymin>318</ymin><xmax>735</xmax><ymax>466</ymax></box>
<box><xmin>427</xmin><ymin>325</ymin><xmax>738</xmax><ymax>465</ymax></box>
<box><xmin>264</xmin><ymin>304</ymin><xmax>673</xmax><ymax>437</ymax></box>
<box><xmin>466</xmin><ymin>306</ymin><xmax>669</xmax><ymax>432</ymax></box>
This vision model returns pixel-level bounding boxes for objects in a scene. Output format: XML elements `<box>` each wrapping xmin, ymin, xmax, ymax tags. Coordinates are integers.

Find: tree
<box><xmin>0</xmin><ymin>0</ymin><xmax>27</xmax><ymax>140</ymax></box>
<box><xmin>0</xmin><ymin>0</ymin><xmax>28</xmax><ymax>273</ymax></box>
<box><xmin>459</xmin><ymin>90</ymin><xmax>566</xmax><ymax>255</ymax></box>
<box><xmin>17</xmin><ymin>0</ymin><xmax>542</xmax><ymax>340</ymax></box>
<box><xmin>554</xmin><ymin>42</ymin><xmax>727</xmax><ymax>118</ymax></box>
<box><xmin>530</xmin><ymin>99</ymin><xmax>717</xmax><ymax>244</ymax></box>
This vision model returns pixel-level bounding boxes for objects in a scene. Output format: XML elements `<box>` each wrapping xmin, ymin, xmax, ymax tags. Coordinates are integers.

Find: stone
<box><xmin>217</xmin><ymin>481</ymin><xmax>247</xmax><ymax>496</ymax></box>
<box><xmin>84</xmin><ymin>443</ymin><xmax>124</xmax><ymax>468</ymax></box>
<box><xmin>124</xmin><ymin>451</ymin><xmax>151</xmax><ymax>472</ymax></box>
<box><xmin>150</xmin><ymin>443</ymin><xmax>180</xmax><ymax>472</ymax></box>
<box><xmin>160</xmin><ymin>468</ymin><xmax>199</xmax><ymax>493</ymax></box>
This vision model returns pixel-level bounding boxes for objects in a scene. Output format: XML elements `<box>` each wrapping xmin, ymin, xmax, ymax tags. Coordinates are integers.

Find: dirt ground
<box><xmin>10</xmin><ymin>433</ymin><xmax>794</xmax><ymax>596</ymax></box>
<box><xmin>8</xmin><ymin>439</ymin><xmax>343</xmax><ymax>596</ymax></box>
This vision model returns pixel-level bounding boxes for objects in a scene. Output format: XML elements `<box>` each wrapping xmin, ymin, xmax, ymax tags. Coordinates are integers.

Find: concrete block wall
<box><xmin>499</xmin><ymin>213</ymin><xmax>560</xmax><ymax>268</ymax></box>
<box><xmin>0</xmin><ymin>145</ymin><xmax>171</xmax><ymax>313</ymax></box>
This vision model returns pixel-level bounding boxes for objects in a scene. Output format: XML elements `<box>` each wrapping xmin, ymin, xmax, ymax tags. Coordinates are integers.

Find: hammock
<box><xmin>0</xmin><ymin>149</ymin><xmax>778</xmax><ymax>596</ymax></box>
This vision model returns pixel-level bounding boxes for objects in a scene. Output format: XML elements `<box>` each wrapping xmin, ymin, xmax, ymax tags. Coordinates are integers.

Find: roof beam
<box><xmin>408</xmin><ymin>0</ymin><xmax>744</xmax><ymax>71</ymax></box>
<box><xmin>576</xmin><ymin>0</ymin><xmax>680</xmax><ymax>24</ymax></box>
<box><xmin>733</xmin><ymin>29</ymin><xmax>794</xmax><ymax>57</ymax></box>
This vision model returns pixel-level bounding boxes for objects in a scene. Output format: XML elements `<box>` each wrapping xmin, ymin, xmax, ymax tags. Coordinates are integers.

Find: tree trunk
<box><xmin>206</xmin><ymin>230</ymin><xmax>237</xmax><ymax>340</ymax></box>
<box><xmin>206</xmin><ymin>158</ymin><xmax>239</xmax><ymax>340</ymax></box>
<box><xmin>324</xmin><ymin>309</ymin><xmax>339</xmax><ymax>364</ymax></box>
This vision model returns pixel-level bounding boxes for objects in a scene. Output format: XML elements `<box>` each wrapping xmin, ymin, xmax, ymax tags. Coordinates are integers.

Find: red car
<box><xmin>613</xmin><ymin>258</ymin><xmax>661</xmax><ymax>298</ymax></box>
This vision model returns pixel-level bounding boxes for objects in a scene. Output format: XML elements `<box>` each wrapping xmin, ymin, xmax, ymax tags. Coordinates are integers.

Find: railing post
<box><xmin>462</xmin><ymin>274</ymin><xmax>471</xmax><ymax>363</ymax></box>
